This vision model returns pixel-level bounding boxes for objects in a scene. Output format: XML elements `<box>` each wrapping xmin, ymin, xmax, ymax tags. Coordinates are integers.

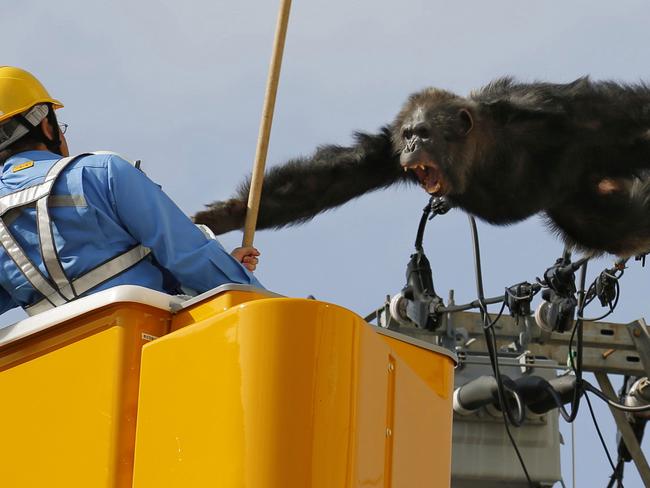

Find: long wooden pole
<box><xmin>242</xmin><ymin>0</ymin><xmax>292</xmax><ymax>247</ymax></box>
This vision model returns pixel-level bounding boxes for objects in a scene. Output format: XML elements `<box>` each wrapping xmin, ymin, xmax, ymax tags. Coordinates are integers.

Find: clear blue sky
<box><xmin>4</xmin><ymin>0</ymin><xmax>650</xmax><ymax>485</ymax></box>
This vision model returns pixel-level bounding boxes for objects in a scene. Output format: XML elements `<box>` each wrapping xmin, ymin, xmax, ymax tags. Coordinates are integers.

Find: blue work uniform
<box><xmin>0</xmin><ymin>150</ymin><xmax>262</xmax><ymax>315</ymax></box>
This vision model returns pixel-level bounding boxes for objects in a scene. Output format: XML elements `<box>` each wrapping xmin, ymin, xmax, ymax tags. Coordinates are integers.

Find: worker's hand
<box><xmin>231</xmin><ymin>246</ymin><xmax>260</xmax><ymax>272</ymax></box>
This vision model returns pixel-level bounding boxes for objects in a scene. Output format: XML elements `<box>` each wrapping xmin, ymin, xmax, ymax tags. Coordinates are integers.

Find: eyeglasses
<box><xmin>58</xmin><ymin>123</ymin><xmax>69</xmax><ymax>135</ymax></box>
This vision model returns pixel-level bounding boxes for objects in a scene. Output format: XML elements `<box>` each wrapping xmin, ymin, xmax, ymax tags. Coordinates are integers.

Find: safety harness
<box><xmin>0</xmin><ymin>153</ymin><xmax>151</xmax><ymax>316</ymax></box>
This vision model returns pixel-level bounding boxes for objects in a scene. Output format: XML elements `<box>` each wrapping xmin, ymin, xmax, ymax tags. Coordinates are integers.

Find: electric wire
<box><xmin>564</xmin><ymin>258</ymin><xmax>588</xmax><ymax>423</ymax></box>
<box><xmin>411</xmin><ymin>199</ymin><xmax>640</xmax><ymax>486</ymax></box>
<box><xmin>584</xmin><ymin>391</ymin><xmax>618</xmax><ymax>474</ymax></box>
<box><xmin>563</xmin><ymin>259</ymin><xmax>623</xmax><ymax>420</ymax></box>
<box><xmin>437</xmin><ymin>294</ymin><xmax>505</xmax><ymax>313</ymax></box>
<box><xmin>467</xmin><ymin>238</ymin><xmax>634</xmax><ymax>484</ymax></box>
<box><xmin>467</xmin><ymin>215</ymin><xmax>533</xmax><ymax>487</ymax></box>
<box><xmin>607</xmin><ymin>460</ymin><xmax>625</xmax><ymax>488</ymax></box>
<box><xmin>469</xmin><ymin>217</ymin><xmax>524</xmax><ymax>426</ymax></box>
<box><xmin>582</xmin><ymin>382</ymin><xmax>650</xmax><ymax>412</ymax></box>
<box><xmin>577</xmin><ymin>268</ymin><xmax>622</xmax><ymax>322</ymax></box>
<box><xmin>540</xmin><ymin>373</ymin><xmax>650</xmax><ymax>414</ymax></box>
<box><xmin>555</xmin><ymin>261</ymin><xmax>641</xmax><ymax>485</ymax></box>
<box><xmin>571</xmin><ymin>421</ymin><xmax>576</xmax><ymax>488</ymax></box>
<box><xmin>607</xmin><ymin>377</ymin><xmax>631</xmax><ymax>488</ymax></box>
<box><xmin>484</xmin><ymin>299</ymin><xmax>507</xmax><ymax>330</ymax></box>
<box><xmin>540</xmin><ymin>377</ymin><xmax>576</xmax><ymax>422</ymax></box>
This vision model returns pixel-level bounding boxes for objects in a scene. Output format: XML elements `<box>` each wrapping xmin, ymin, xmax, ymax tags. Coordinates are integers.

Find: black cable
<box><xmin>559</xmin><ymin>262</ymin><xmax>625</xmax><ymax>426</ymax></box>
<box><xmin>438</xmin><ymin>294</ymin><xmax>505</xmax><ymax>313</ymax></box>
<box><xmin>538</xmin><ymin>377</ymin><xmax>575</xmax><ymax>423</ymax></box>
<box><xmin>578</xmin><ymin>306</ymin><xmax>615</xmax><ymax>323</ymax></box>
<box><xmin>467</xmin><ymin>216</ymin><xmax>533</xmax><ymax>487</ymax></box>
<box><xmin>607</xmin><ymin>460</ymin><xmax>625</xmax><ymax>488</ymax></box>
<box><xmin>476</xmin><ymin>295</ymin><xmax>524</xmax><ymax>426</ymax></box>
<box><xmin>505</xmin><ymin>283</ymin><xmax>542</xmax><ymax>302</ymax></box>
<box><xmin>414</xmin><ymin>197</ymin><xmax>433</xmax><ymax>251</ymax></box>
<box><xmin>584</xmin><ymin>391</ymin><xmax>618</xmax><ymax>474</ymax></box>
<box><xmin>586</xmin><ymin>386</ymin><xmax>629</xmax><ymax>488</ymax></box>
<box><xmin>468</xmin><ymin>216</ymin><xmax>486</xmax><ymax>299</ymax></box>
<box><xmin>562</xmin><ymin>262</ymin><xmax>625</xmax><ymax>423</ymax></box>
<box><xmin>468</xmin><ymin>217</ymin><xmax>523</xmax><ymax>425</ymax></box>
<box><xmin>483</xmin><ymin>311</ymin><xmax>525</xmax><ymax>426</ymax></box>
<box><xmin>465</xmin><ymin>233</ymin><xmax>633</xmax><ymax>487</ymax></box>
<box><xmin>578</xmin><ymin>270</ymin><xmax>622</xmax><ymax>321</ymax></box>
<box><xmin>563</xmin><ymin>259</ymin><xmax>588</xmax><ymax>423</ymax></box>
<box><xmin>484</xmin><ymin>300</ymin><xmax>507</xmax><ymax>330</ymax></box>
<box><xmin>414</xmin><ymin>196</ymin><xmax>450</xmax><ymax>251</ymax></box>
<box><xmin>582</xmin><ymin>382</ymin><xmax>650</xmax><ymax>412</ymax></box>
<box><xmin>608</xmin><ymin>377</ymin><xmax>631</xmax><ymax>487</ymax></box>
<box><xmin>418</xmin><ymin>206</ymin><xmax>632</xmax><ymax>485</ymax></box>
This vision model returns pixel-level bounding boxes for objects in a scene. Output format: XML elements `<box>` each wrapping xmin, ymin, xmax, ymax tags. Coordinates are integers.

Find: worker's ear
<box><xmin>39</xmin><ymin>117</ymin><xmax>56</xmax><ymax>142</ymax></box>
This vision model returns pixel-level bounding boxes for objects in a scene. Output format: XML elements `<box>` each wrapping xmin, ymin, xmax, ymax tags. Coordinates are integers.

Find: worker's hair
<box><xmin>0</xmin><ymin>105</ymin><xmax>59</xmax><ymax>165</ymax></box>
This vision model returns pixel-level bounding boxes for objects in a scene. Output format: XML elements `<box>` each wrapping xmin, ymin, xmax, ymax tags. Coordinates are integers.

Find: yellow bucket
<box><xmin>133</xmin><ymin>296</ymin><xmax>456</xmax><ymax>487</ymax></box>
<box><xmin>0</xmin><ymin>285</ymin><xmax>455</xmax><ymax>487</ymax></box>
<box><xmin>0</xmin><ymin>287</ymin><xmax>171</xmax><ymax>488</ymax></box>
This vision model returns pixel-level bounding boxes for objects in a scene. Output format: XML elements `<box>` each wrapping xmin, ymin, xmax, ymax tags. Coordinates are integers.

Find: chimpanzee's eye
<box><xmin>414</xmin><ymin>126</ymin><xmax>430</xmax><ymax>139</ymax></box>
<box><xmin>402</xmin><ymin>128</ymin><xmax>413</xmax><ymax>140</ymax></box>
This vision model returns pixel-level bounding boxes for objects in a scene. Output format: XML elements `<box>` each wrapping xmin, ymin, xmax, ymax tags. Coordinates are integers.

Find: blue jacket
<box><xmin>0</xmin><ymin>150</ymin><xmax>262</xmax><ymax>314</ymax></box>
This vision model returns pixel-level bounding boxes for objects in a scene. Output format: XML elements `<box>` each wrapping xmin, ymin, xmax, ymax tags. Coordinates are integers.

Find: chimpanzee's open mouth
<box><xmin>403</xmin><ymin>161</ymin><xmax>447</xmax><ymax>195</ymax></box>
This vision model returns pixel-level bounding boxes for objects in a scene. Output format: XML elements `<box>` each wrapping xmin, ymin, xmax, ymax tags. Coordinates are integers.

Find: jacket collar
<box><xmin>3</xmin><ymin>150</ymin><xmax>60</xmax><ymax>174</ymax></box>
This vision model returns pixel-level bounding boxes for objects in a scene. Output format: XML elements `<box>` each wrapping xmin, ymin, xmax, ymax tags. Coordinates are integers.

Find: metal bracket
<box><xmin>518</xmin><ymin>351</ymin><xmax>535</xmax><ymax>374</ymax></box>
<box><xmin>595</xmin><ymin>372</ymin><xmax>650</xmax><ymax>486</ymax></box>
<box><xmin>626</xmin><ymin>319</ymin><xmax>650</xmax><ymax>378</ymax></box>
<box><xmin>375</xmin><ymin>311</ymin><xmax>648</xmax><ymax>376</ymax></box>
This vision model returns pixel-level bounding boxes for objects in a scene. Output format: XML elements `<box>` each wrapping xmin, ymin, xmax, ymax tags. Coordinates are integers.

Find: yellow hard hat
<box><xmin>0</xmin><ymin>66</ymin><xmax>63</xmax><ymax>124</ymax></box>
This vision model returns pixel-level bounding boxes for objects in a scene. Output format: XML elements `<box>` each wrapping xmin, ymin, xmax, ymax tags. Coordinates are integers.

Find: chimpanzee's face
<box><xmin>392</xmin><ymin>89</ymin><xmax>475</xmax><ymax>196</ymax></box>
<box><xmin>397</xmin><ymin>105</ymin><xmax>447</xmax><ymax>195</ymax></box>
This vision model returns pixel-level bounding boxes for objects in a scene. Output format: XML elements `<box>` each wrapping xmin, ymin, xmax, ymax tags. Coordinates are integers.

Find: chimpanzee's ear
<box><xmin>458</xmin><ymin>108</ymin><xmax>474</xmax><ymax>136</ymax></box>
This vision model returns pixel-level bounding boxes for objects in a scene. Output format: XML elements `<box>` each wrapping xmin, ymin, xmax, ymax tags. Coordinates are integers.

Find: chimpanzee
<box><xmin>194</xmin><ymin>77</ymin><xmax>650</xmax><ymax>257</ymax></box>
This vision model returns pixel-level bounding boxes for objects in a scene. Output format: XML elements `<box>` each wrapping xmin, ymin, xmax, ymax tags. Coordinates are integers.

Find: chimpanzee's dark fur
<box><xmin>194</xmin><ymin>128</ymin><xmax>411</xmax><ymax>232</ymax></box>
<box><xmin>194</xmin><ymin>77</ymin><xmax>650</xmax><ymax>257</ymax></box>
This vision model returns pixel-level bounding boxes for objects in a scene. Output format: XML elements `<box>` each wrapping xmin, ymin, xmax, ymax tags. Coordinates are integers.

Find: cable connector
<box><xmin>392</xmin><ymin>197</ymin><xmax>449</xmax><ymax>330</ymax></box>
<box><xmin>635</xmin><ymin>253</ymin><xmax>648</xmax><ymax>267</ymax></box>
<box><xmin>534</xmin><ymin>256</ymin><xmax>583</xmax><ymax>333</ymax></box>
<box><xmin>505</xmin><ymin>281</ymin><xmax>541</xmax><ymax>318</ymax></box>
<box><xmin>594</xmin><ymin>269</ymin><xmax>618</xmax><ymax>307</ymax></box>
<box><xmin>428</xmin><ymin>196</ymin><xmax>452</xmax><ymax>219</ymax></box>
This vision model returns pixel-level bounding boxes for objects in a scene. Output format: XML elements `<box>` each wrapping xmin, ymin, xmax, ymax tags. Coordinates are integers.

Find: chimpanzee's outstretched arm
<box><xmin>194</xmin><ymin>127</ymin><xmax>414</xmax><ymax>234</ymax></box>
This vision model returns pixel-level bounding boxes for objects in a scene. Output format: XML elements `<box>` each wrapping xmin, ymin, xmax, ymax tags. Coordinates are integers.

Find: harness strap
<box><xmin>26</xmin><ymin>244</ymin><xmax>151</xmax><ymax>316</ymax></box>
<box><xmin>0</xmin><ymin>156</ymin><xmax>84</xmax><ymax>305</ymax></box>
<box><xmin>37</xmin><ymin>155</ymin><xmax>85</xmax><ymax>300</ymax></box>
<box><xmin>3</xmin><ymin>195</ymin><xmax>87</xmax><ymax>226</ymax></box>
<box><xmin>0</xmin><ymin>217</ymin><xmax>67</xmax><ymax>308</ymax></box>
<box><xmin>0</xmin><ymin>152</ymin><xmax>152</xmax><ymax>315</ymax></box>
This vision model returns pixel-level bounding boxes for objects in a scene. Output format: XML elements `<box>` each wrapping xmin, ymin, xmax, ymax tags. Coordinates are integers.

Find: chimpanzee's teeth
<box><xmin>405</xmin><ymin>163</ymin><xmax>429</xmax><ymax>170</ymax></box>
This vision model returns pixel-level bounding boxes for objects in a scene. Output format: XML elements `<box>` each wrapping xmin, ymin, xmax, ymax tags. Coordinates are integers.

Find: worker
<box><xmin>0</xmin><ymin>66</ymin><xmax>262</xmax><ymax>316</ymax></box>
